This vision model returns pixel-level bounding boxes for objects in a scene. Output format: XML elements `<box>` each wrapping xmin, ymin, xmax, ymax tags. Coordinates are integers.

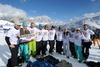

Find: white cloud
<box><xmin>0</xmin><ymin>3</ymin><xmax>27</xmax><ymax>18</ymax></box>
<box><xmin>83</xmin><ymin>12</ymin><xmax>100</xmax><ymax>18</ymax></box>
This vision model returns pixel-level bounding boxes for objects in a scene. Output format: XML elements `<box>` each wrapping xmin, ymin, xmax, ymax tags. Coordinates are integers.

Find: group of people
<box><xmin>55</xmin><ymin>24</ymin><xmax>94</xmax><ymax>63</ymax></box>
<box><xmin>5</xmin><ymin>20</ymin><xmax>97</xmax><ymax>67</ymax></box>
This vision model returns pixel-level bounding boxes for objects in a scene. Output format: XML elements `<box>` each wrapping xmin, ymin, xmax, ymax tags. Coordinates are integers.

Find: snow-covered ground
<box><xmin>0</xmin><ymin>31</ymin><xmax>100</xmax><ymax>67</ymax></box>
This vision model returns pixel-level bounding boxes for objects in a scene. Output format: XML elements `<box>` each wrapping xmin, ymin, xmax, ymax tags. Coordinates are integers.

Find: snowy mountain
<box><xmin>29</xmin><ymin>16</ymin><xmax>65</xmax><ymax>26</ymax></box>
<box><xmin>29</xmin><ymin>16</ymin><xmax>51</xmax><ymax>25</ymax></box>
<box><xmin>0</xmin><ymin>16</ymin><xmax>65</xmax><ymax>27</ymax></box>
<box><xmin>66</xmin><ymin>15</ymin><xmax>100</xmax><ymax>30</ymax></box>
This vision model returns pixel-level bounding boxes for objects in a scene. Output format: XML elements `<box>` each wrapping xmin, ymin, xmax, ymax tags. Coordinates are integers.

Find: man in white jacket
<box><xmin>28</xmin><ymin>22</ymin><xmax>38</xmax><ymax>57</ymax></box>
<box><xmin>5</xmin><ymin>21</ymin><xmax>21</xmax><ymax>67</ymax></box>
<box><xmin>42</xmin><ymin>26</ymin><xmax>49</xmax><ymax>55</ymax></box>
<box><xmin>48</xmin><ymin>26</ymin><xmax>56</xmax><ymax>54</ymax></box>
<box><xmin>56</xmin><ymin>27</ymin><xmax>63</xmax><ymax>54</ymax></box>
<box><xmin>36</xmin><ymin>24</ymin><xmax>43</xmax><ymax>56</ymax></box>
<box><xmin>82</xmin><ymin>24</ymin><xmax>94</xmax><ymax>60</ymax></box>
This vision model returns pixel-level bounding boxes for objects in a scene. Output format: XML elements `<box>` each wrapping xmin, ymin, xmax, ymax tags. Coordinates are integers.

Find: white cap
<box><xmin>76</xmin><ymin>28</ymin><xmax>81</xmax><ymax>30</ymax></box>
<box><xmin>14</xmin><ymin>20</ymin><xmax>21</xmax><ymax>26</ymax></box>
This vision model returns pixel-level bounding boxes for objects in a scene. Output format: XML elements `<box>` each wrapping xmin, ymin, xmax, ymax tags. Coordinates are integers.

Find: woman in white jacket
<box><xmin>74</xmin><ymin>28</ymin><xmax>84</xmax><ymax>63</ymax></box>
<box><xmin>62</xmin><ymin>29</ymin><xmax>71</xmax><ymax>58</ymax></box>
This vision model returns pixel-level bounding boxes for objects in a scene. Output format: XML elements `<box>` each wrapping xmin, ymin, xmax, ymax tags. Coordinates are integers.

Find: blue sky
<box><xmin>0</xmin><ymin>0</ymin><xmax>100</xmax><ymax>22</ymax></box>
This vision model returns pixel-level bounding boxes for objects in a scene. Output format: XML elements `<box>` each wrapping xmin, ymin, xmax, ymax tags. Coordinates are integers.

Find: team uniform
<box><xmin>82</xmin><ymin>29</ymin><xmax>94</xmax><ymax>60</ymax></box>
<box><xmin>6</xmin><ymin>27</ymin><xmax>20</xmax><ymax>67</ymax></box>
<box><xmin>69</xmin><ymin>31</ymin><xmax>76</xmax><ymax>58</ymax></box>
<box><xmin>56</xmin><ymin>31</ymin><xmax>63</xmax><ymax>54</ymax></box>
<box><xmin>48</xmin><ymin>29</ymin><xmax>56</xmax><ymax>54</ymax></box>
<box><xmin>36</xmin><ymin>29</ymin><xmax>43</xmax><ymax>56</ymax></box>
<box><xmin>19</xmin><ymin>28</ymin><xmax>30</xmax><ymax>62</ymax></box>
<box><xmin>42</xmin><ymin>29</ymin><xmax>49</xmax><ymax>55</ymax></box>
<box><xmin>62</xmin><ymin>32</ymin><xmax>71</xmax><ymax>58</ymax></box>
<box><xmin>28</xmin><ymin>27</ymin><xmax>37</xmax><ymax>56</ymax></box>
<box><xmin>74</xmin><ymin>32</ymin><xmax>84</xmax><ymax>62</ymax></box>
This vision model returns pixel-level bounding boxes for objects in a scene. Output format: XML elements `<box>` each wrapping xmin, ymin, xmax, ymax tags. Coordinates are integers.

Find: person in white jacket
<box><xmin>69</xmin><ymin>29</ymin><xmax>77</xmax><ymax>58</ymax></box>
<box><xmin>82</xmin><ymin>24</ymin><xmax>94</xmax><ymax>60</ymax></box>
<box><xmin>56</xmin><ymin>27</ymin><xmax>63</xmax><ymax>54</ymax></box>
<box><xmin>42</xmin><ymin>26</ymin><xmax>49</xmax><ymax>55</ymax></box>
<box><xmin>62</xmin><ymin>29</ymin><xmax>71</xmax><ymax>58</ymax></box>
<box><xmin>74</xmin><ymin>28</ymin><xmax>84</xmax><ymax>63</ymax></box>
<box><xmin>5</xmin><ymin>22</ymin><xmax>21</xmax><ymax>67</ymax></box>
<box><xmin>36</xmin><ymin>24</ymin><xmax>43</xmax><ymax>56</ymax></box>
<box><xmin>48</xmin><ymin>26</ymin><xmax>56</xmax><ymax>54</ymax></box>
<box><xmin>28</xmin><ymin>22</ymin><xmax>38</xmax><ymax>57</ymax></box>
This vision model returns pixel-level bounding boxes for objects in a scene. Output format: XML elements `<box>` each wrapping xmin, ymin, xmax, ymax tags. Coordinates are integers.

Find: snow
<box><xmin>0</xmin><ymin>20</ymin><xmax>14</xmax><ymax>29</ymax></box>
<box><xmin>0</xmin><ymin>20</ymin><xmax>14</xmax><ymax>25</ymax></box>
<box><xmin>85</xmin><ymin>21</ymin><xmax>100</xmax><ymax>29</ymax></box>
<box><xmin>0</xmin><ymin>31</ymin><xmax>100</xmax><ymax>67</ymax></box>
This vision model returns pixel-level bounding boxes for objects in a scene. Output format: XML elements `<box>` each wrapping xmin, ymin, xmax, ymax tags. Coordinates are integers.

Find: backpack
<box><xmin>44</xmin><ymin>55</ymin><xmax>59</xmax><ymax>65</ymax></box>
<box><xmin>85</xmin><ymin>61</ymin><xmax>100</xmax><ymax>67</ymax></box>
<box><xmin>6</xmin><ymin>56</ymin><xmax>25</xmax><ymax>67</ymax></box>
<box><xmin>27</xmin><ymin>61</ymin><xmax>54</xmax><ymax>67</ymax></box>
<box><xmin>36</xmin><ymin>55</ymin><xmax>59</xmax><ymax>66</ymax></box>
<box><xmin>55</xmin><ymin>60</ymin><xmax>73</xmax><ymax>67</ymax></box>
<box><xmin>26</xmin><ymin>61</ymin><xmax>33</xmax><ymax>67</ymax></box>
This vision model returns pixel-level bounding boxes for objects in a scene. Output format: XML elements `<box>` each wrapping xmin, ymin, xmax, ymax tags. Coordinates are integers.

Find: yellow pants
<box><xmin>28</xmin><ymin>40</ymin><xmax>36</xmax><ymax>56</ymax></box>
